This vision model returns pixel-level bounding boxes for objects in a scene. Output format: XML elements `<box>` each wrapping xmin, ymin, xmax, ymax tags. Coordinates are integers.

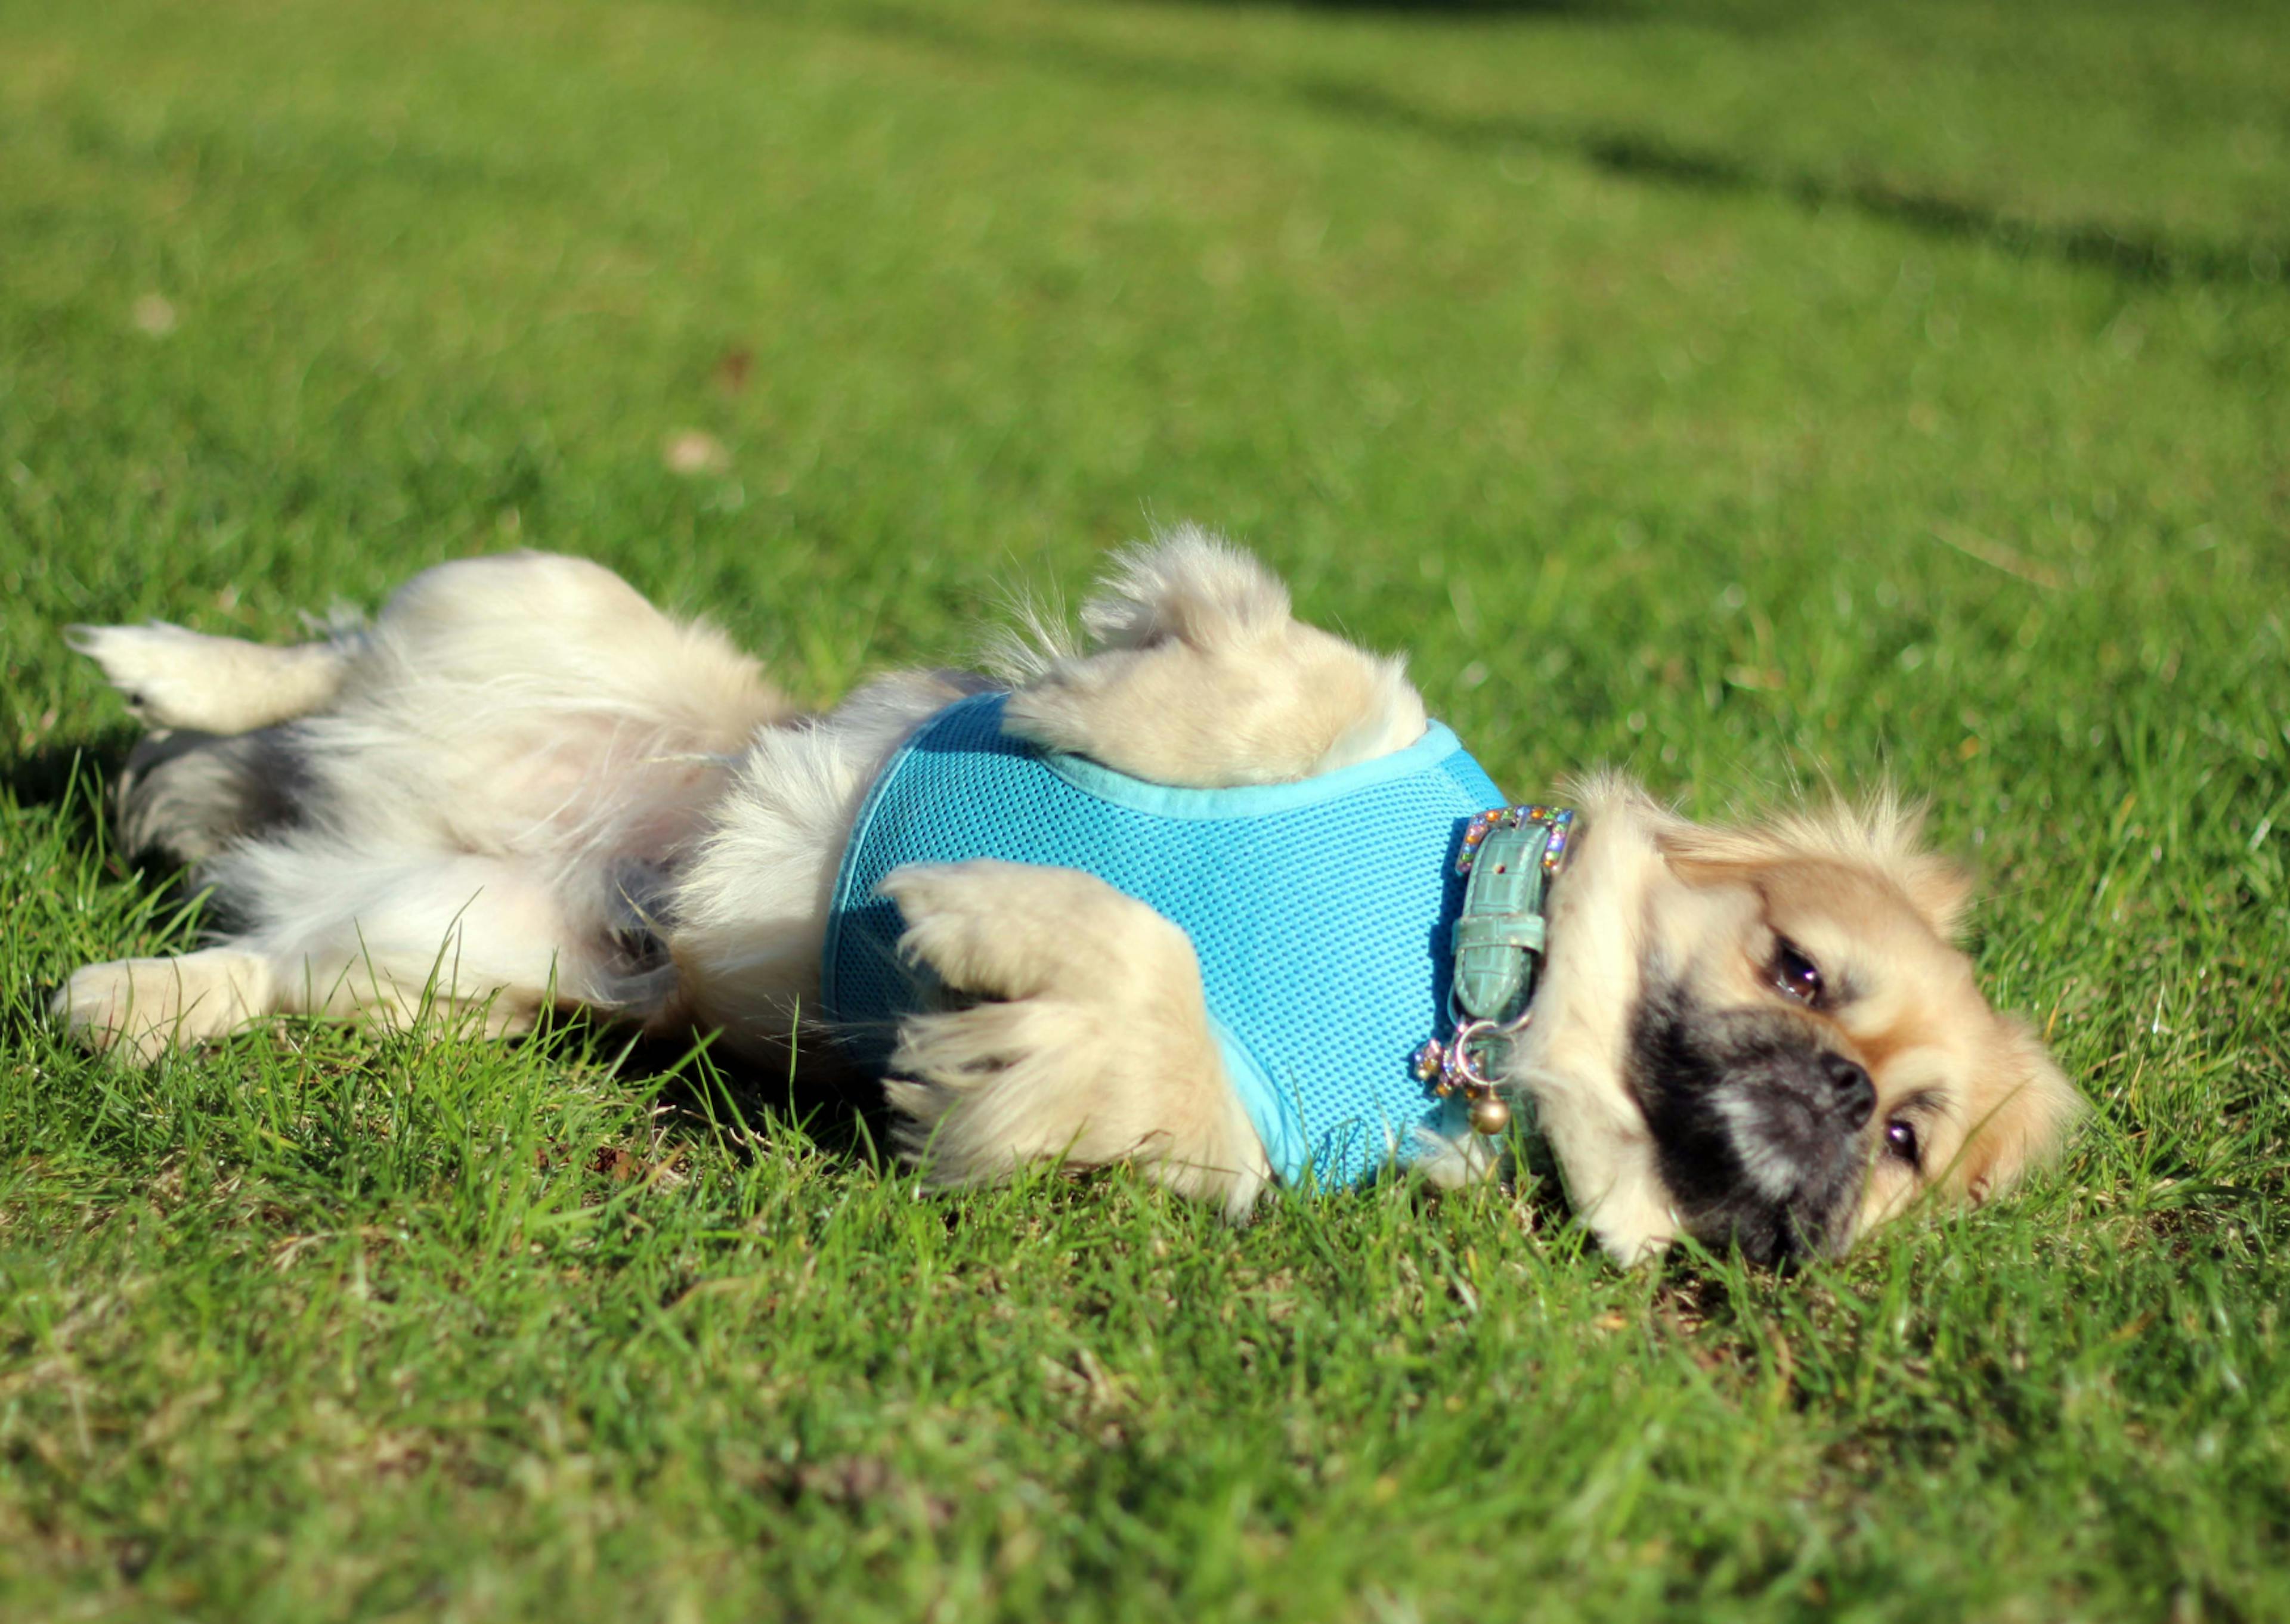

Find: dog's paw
<box><xmin>1075</xmin><ymin>527</ymin><xmax>1295</xmax><ymax>652</ymax></box>
<box><xmin>51</xmin><ymin>952</ymin><xmax>274</xmax><ymax>1063</ymax></box>
<box><xmin>999</xmin><ymin>528</ymin><xmax>1428</xmax><ymax>787</ymax></box>
<box><xmin>66</xmin><ymin>623</ymin><xmax>343</xmax><ymax>733</ymax></box>
<box><xmin>878</xmin><ymin>860</ymin><xmax>1139</xmax><ymax>1003</ymax></box>
<box><xmin>878</xmin><ymin>860</ymin><xmax>1270</xmax><ymax>1217</ymax></box>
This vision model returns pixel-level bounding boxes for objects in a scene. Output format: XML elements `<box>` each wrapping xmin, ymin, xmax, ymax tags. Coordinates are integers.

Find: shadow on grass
<box><xmin>599</xmin><ymin>1020</ymin><xmax>893</xmax><ymax>1171</ymax></box>
<box><xmin>1</xmin><ymin>735</ymin><xmax>126</xmax><ymax>831</ymax></box>
<box><xmin>844</xmin><ymin>1</ymin><xmax>2286</xmax><ymax>288</ymax></box>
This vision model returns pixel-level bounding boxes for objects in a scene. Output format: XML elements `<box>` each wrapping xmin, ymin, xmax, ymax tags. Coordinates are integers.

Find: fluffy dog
<box><xmin>53</xmin><ymin>533</ymin><xmax>2081</xmax><ymax>1263</ymax></box>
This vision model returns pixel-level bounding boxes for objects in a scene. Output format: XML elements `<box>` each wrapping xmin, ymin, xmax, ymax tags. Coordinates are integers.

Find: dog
<box><xmin>52</xmin><ymin>531</ymin><xmax>2081</xmax><ymax>1263</ymax></box>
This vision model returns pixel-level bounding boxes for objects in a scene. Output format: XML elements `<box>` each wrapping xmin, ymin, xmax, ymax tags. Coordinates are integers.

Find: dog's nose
<box><xmin>1824</xmin><ymin>1054</ymin><xmax>1876</xmax><ymax>1127</ymax></box>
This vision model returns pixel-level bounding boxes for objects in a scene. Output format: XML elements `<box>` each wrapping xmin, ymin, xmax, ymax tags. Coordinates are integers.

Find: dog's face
<box><xmin>1517</xmin><ymin>780</ymin><xmax>2081</xmax><ymax>1266</ymax></box>
<box><xmin>1627</xmin><ymin>847</ymin><xmax>2075</xmax><ymax>1263</ymax></box>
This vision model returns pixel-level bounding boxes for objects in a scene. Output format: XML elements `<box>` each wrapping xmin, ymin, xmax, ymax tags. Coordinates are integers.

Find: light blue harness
<box><xmin>821</xmin><ymin>693</ymin><xmax>1507</xmax><ymax>1186</ymax></box>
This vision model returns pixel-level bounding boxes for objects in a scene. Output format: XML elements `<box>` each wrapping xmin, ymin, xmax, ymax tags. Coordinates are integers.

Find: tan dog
<box><xmin>54</xmin><ymin>532</ymin><xmax>2080</xmax><ymax>1262</ymax></box>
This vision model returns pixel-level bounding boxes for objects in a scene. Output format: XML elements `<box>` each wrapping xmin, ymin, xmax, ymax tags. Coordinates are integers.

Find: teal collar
<box><xmin>1414</xmin><ymin>804</ymin><xmax>1576</xmax><ymax>1136</ymax></box>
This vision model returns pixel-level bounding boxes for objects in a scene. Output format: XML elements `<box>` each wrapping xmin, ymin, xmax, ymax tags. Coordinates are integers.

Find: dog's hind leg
<box><xmin>55</xmin><ymin>839</ymin><xmax>610</xmax><ymax>1060</ymax></box>
<box><xmin>72</xmin><ymin>550</ymin><xmax>787</xmax><ymax>752</ymax></box>
<box><xmin>877</xmin><ymin>859</ymin><xmax>1271</xmax><ymax>1217</ymax></box>
<box><xmin>67</xmin><ymin>622</ymin><xmax>350</xmax><ymax>734</ymax></box>
<box><xmin>50</xmin><ymin>948</ymin><xmax>282</xmax><ymax>1065</ymax></box>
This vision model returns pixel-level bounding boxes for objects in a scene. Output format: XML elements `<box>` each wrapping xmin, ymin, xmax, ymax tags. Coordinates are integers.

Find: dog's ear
<box><xmin>1953</xmin><ymin>1014</ymin><xmax>2084</xmax><ymax>1204</ymax></box>
<box><xmin>1892</xmin><ymin>852</ymin><xmax>1975</xmax><ymax>941</ymax></box>
<box><xmin>1649</xmin><ymin>793</ymin><xmax>1977</xmax><ymax>941</ymax></box>
<box><xmin>1821</xmin><ymin>794</ymin><xmax>1975</xmax><ymax>939</ymax></box>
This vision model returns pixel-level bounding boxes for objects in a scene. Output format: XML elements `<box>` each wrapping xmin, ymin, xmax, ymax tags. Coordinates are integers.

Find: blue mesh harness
<box><xmin>821</xmin><ymin>693</ymin><xmax>1505</xmax><ymax>1186</ymax></box>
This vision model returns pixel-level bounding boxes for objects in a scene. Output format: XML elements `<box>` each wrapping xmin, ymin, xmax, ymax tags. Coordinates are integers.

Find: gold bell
<box><xmin>1468</xmin><ymin>1094</ymin><xmax>1511</xmax><ymax>1137</ymax></box>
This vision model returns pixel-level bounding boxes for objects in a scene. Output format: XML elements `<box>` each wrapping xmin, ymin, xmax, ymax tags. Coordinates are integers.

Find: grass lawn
<box><xmin>4</xmin><ymin>0</ymin><xmax>2287</xmax><ymax>1616</ymax></box>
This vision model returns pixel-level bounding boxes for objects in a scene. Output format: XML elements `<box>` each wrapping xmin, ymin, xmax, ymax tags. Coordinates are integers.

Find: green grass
<box><xmin>3</xmin><ymin>0</ymin><xmax>2287</xmax><ymax>1616</ymax></box>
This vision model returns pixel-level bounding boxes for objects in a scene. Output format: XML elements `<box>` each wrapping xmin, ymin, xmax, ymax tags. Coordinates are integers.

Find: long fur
<box><xmin>54</xmin><ymin>535</ymin><xmax>2081</xmax><ymax>1261</ymax></box>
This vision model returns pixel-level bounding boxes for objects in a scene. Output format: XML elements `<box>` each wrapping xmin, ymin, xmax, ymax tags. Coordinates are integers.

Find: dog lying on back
<box><xmin>54</xmin><ymin>532</ymin><xmax>2081</xmax><ymax>1263</ymax></box>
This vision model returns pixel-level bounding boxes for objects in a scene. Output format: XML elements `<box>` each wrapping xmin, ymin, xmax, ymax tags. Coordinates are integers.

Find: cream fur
<box><xmin>66</xmin><ymin>622</ymin><xmax>350</xmax><ymax>734</ymax></box>
<box><xmin>666</xmin><ymin>670</ymin><xmax>994</xmax><ymax>1056</ymax></box>
<box><xmin>1001</xmin><ymin>526</ymin><xmax>1428</xmax><ymax>786</ymax></box>
<box><xmin>1503</xmin><ymin>775</ymin><xmax>1685</xmax><ymax>1262</ymax></box>
<box><xmin>53</xmin><ymin>534</ymin><xmax>2079</xmax><ymax>1263</ymax></box>
<box><xmin>881</xmin><ymin>860</ymin><xmax>1270</xmax><ymax>1217</ymax></box>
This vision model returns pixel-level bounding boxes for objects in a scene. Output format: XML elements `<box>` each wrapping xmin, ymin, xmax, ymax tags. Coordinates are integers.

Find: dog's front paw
<box><xmin>877</xmin><ymin>860</ymin><xmax>1270</xmax><ymax>1217</ymax></box>
<box><xmin>880</xmin><ymin>859</ymin><xmax>1184</xmax><ymax>1005</ymax></box>
<box><xmin>997</xmin><ymin>529</ymin><xmax>1428</xmax><ymax>787</ymax></box>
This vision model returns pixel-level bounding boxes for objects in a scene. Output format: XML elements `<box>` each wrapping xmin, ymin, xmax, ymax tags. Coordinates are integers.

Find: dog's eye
<box><xmin>1771</xmin><ymin>940</ymin><xmax>1823</xmax><ymax>1006</ymax></box>
<box><xmin>1884</xmin><ymin>1118</ymin><xmax>1921</xmax><ymax>1167</ymax></box>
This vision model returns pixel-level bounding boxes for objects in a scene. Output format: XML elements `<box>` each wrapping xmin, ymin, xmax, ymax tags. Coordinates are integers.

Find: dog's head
<box><xmin>1513</xmin><ymin>776</ymin><xmax>2081</xmax><ymax>1266</ymax></box>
